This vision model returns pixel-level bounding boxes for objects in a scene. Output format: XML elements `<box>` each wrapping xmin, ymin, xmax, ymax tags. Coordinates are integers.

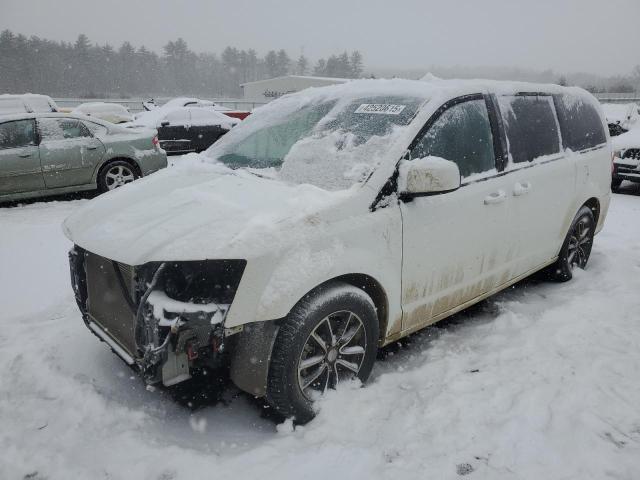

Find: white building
<box><xmin>241</xmin><ymin>75</ymin><xmax>350</xmax><ymax>102</ymax></box>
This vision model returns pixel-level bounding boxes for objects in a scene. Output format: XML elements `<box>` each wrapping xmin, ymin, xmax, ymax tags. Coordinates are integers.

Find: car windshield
<box><xmin>208</xmin><ymin>94</ymin><xmax>426</xmax><ymax>190</ymax></box>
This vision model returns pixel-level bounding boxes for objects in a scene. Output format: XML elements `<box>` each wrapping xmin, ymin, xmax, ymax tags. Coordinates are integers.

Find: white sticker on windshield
<box><xmin>354</xmin><ymin>104</ymin><xmax>406</xmax><ymax>115</ymax></box>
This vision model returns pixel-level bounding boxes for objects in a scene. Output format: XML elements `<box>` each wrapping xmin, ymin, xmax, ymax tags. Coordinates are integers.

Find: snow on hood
<box><xmin>613</xmin><ymin>127</ymin><xmax>640</xmax><ymax>152</ymax></box>
<box><xmin>601</xmin><ymin>102</ymin><xmax>639</xmax><ymax>129</ymax></box>
<box><xmin>63</xmin><ymin>157</ymin><xmax>353</xmax><ymax>265</ymax></box>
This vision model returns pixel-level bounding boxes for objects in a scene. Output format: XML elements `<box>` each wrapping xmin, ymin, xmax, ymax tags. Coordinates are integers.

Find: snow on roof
<box><xmin>74</xmin><ymin>102</ymin><xmax>129</xmax><ymax>113</ymax></box>
<box><xmin>601</xmin><ymin>103</ymin><xmax>639</xmax><ymax>125</ymax></box>
<box><xmin>132</xmin><ymin>105</ymin><xmax>236</xmax><ymax>128</ymax></box>
<box><xmin>240</xmin><ymin>75</ymin><xmax>352</xmax><ymax>87</ymax></box>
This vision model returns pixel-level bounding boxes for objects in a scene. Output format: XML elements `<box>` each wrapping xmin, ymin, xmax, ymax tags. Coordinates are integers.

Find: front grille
<box><xmin>85</xmin><ymin>252</ymin><xmax>138</xmax><ymax>357</ymax></box>
<box><xmin>623</xmin><ymin>149</ymin><xmax>640</xmax><ymax>161</ymax></box>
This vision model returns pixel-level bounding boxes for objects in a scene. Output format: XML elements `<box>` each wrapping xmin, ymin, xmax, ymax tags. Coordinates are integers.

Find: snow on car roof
<box><xmin>74</xmin><ymin>102</ymin><xmax>129</xmax><ymax>113</ymax></box>
<box><xmin>205</xmin><ymin>78</ymin><xmax>595</xmax><ymax>191</ymax></box>
<box><xmin>601</xmin><ymin>102</ymin><xmax>639</xmax><ymax>125</ymax></box>
<box><xmin>132</xmin><ymin>105</ymin><xmax>235</xmax><ymax>128</ymax></box>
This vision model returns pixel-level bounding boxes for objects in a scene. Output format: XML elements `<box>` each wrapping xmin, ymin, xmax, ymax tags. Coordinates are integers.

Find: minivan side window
<box><xmin>410</xmin><ymin>99</ymin><xmax>496</xmax><ymax>179</ymax></box>
<box><xmin>0</xmin><ymin>120</ymin><xmax>36</xmax><ymax>149</ymax></box>
<box><xmin>498</xmin><ymin>95</ymin><xmax>561</xmax><ymax>163</ymax></box>
<box><xmin>554</xmin><ymin>94</ymin><xmax>606</xmax><ymax>151</ymax></box>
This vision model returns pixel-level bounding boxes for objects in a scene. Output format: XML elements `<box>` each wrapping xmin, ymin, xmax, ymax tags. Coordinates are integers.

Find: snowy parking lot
<box><xmin>1</xmin><ymin>187</ymin><xmax>640</xmax><ymax>480</ymax></box>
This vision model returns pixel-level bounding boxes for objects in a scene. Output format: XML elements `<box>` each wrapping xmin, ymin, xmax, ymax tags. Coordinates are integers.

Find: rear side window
<box><xmin>410</xmin><ymin>98</ymin><xmax>496</xmax><ymax>179</ymax></box>
<box><xmin>498</xmin><ymin>95</ymin><xmax>561</xmax><ymax>163</ymax></box>
<box><xmin>0</xmin><ymin>120</ymin><xmax>36</xmax><ymax>149</ymax></box>
<box><xmin>554</xmin><ymin>94</ymin><xmax>606</xmax><ymax>151</ymax></box>
<box><xmin>39</xmin><ymin>118</ymin><xmax>91</xmax><ymax>141</ymax></box>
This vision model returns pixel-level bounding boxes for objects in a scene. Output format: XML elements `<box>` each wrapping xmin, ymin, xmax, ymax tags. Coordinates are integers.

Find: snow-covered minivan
<box><xmin>64</xmin><ymin>79</ymin><xmax>611</xmax><ymax>422</ymax></box>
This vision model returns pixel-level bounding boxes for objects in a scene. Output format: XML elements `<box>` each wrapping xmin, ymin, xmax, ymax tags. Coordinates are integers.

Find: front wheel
<box><xmin>266</xmin><ymin>282</ymin><xmax>379</xmax><ymax>423</ymax></box>
<box><xmin>547</xmin><ymin>206</ymin><xmax>595</xmax><ymax>282</ymax></box>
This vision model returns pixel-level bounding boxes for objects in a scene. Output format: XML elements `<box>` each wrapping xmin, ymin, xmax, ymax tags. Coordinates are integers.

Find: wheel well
<box><xmin>583</xmin><ymin>197</ymin><xmax>600</xmax><ymax>225</ymax></box>
<box><xmin>98</xmin><ymin>157</ymin><xmax>142</xmax><ymax>179</ymax></box>
<box><xmin>300</xmin><ymin>274</ymin><xmax>389</xmax><ymax>342</ymax></box>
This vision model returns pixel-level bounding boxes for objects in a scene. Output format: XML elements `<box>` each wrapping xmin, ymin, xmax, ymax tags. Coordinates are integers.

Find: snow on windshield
<box><xmin>206</xmin><ymin>79</ymin><xmax>430</xmax><ymax>191</ymax></box>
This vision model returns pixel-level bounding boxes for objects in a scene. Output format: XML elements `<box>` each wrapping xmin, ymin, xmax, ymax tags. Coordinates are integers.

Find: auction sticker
<box><xmin>354</xmin><ymin>104</ymin><xmax>406</xmax><ymax>115</ymax></box>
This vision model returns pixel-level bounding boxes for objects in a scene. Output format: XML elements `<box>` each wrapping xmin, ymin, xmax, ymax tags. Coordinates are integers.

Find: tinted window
<box><xmin>39</xmin><ymin>118</ymin><xmax>91</xmax><ymax>141</ymax></box>
<box><xmin>498</xmin><ymin>95</ymin><xmax>561</xmax><ymax>163</ymax></box>
<box><xmin>0</xmin><ymin>120</ymin><xmax>36</xmax><ymax>149</ymax></box>
<box><xmin>410</xmin><ymin>99</ymin><xmax>496</xmax><ymax>178</ymax></box>
<box><xmin>554</xmin><ymin>94</ymin><xmax>606</xmax><ymax>151</ymax></box>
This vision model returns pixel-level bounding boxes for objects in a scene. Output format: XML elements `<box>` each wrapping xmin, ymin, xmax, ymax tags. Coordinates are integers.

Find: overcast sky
<box><xmin>2</xmin><ymin>0</ymin><xmax>638</xmax><ymax>76</ymax></box>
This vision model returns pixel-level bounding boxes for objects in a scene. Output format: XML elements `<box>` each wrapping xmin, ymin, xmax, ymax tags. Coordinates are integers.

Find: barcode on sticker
<box><xmin>354</xmin><ymin>104</ymin><xmax>406</xmax><ymax>115</ymax></box>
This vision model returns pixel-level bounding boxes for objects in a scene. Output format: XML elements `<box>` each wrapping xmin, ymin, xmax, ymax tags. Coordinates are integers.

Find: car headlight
<box><xmin>155</xmin><ymin>260</ymin><xmax>247</xmax><ymax>306</ymax></box>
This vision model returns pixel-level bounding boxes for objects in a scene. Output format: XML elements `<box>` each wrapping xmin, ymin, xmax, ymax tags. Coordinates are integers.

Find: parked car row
<box><xmin>63</xmin><ymin>78</ymin><xmax>611</xmax><ymax>422</ymax></box>
<box><xmin>0</xmin><ymin>95</ymin><xmax>255</xmax><ymax>200</ymax></box>
<box><xmin>0</xmin><ymin>112</ymin><xmax>166</xmax><ymax>201</ymax></box>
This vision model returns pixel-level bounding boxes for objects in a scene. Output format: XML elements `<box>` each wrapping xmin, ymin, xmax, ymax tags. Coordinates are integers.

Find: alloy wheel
<box><xmin>297</xmin><ymin>310</ymin><xmax>367</xmax><ymax>400</ymax></box>
<box><xmin>105</xmin><ymin>165</ymin><xmax>136</xmax><ymax>190</ymax></box>
<box><xmin>566</xmin><ymin>216</ymin><xmax>593</xmax><ymax>269</ymax></box>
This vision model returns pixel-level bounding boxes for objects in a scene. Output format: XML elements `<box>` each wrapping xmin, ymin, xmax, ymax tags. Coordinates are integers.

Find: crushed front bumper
<box><xmin>69</xmin><ymin>246</ymin><xmax>245</xmax><ymax>386</ymax></box>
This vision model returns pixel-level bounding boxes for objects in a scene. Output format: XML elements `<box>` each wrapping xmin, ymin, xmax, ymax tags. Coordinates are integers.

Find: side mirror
<box><xmin>398</xmin><ymin>157</ymin><xmax>461</xmax><ymax>200</ymax></box>
<box><xmin>160</xmin><ymin>121</ymin><xmax>170</xmax><ymax>127</ymax></box>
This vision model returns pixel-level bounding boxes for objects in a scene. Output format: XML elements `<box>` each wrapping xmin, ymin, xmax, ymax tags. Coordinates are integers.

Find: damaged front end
<box><xmin>69</xmin><ymin>246</ymin><xmax>246</xmax><ymax>387</ymax></box>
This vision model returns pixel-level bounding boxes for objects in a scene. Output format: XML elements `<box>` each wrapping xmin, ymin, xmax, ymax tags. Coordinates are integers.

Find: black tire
<box><xmin>266</xmin><ymin>282</ymin><xmax>379</xmax><ymax>423</ymax></box>
<box><xmin>97</xmin><ymin>160</ymin><xmax>140</xmax><ymax>193</ymax></box>
<box><xmin>611</xmin><ymin>177</ymin><xmax>622</xmax><ymax>192</ymax></box>
<box><xmin>547</xmin><ymin>206</ymin><xmax>595</xmax><ymax>282</ymax></box>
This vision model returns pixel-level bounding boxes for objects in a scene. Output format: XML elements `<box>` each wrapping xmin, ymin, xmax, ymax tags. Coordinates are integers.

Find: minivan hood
<box><xmin>63</xmin><ymin>163</ymin><xmax>355</xmax><ymax>265</ymax></box>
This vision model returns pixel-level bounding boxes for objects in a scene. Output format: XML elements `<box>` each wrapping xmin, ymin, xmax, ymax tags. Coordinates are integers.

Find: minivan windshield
<box><xmin>207</xmin><ymin>94</ymin><xmax>426</xmax><ymax>190</ymax></box>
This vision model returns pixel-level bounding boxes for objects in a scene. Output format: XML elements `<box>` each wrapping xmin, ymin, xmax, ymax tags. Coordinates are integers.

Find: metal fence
<box><xmin>595</xmin><ymin>93</ymin><xmax>640</xmax><ymax>104</ymax></box>
<box><xmin>53</xmin><ymin>93</ymin><xmax>640</xmax><ymax>113</ymax></box>
<box><xmin>53</xmin><ymin>97</ymin><xmax>268</xmax><ymax>113</ymax></box>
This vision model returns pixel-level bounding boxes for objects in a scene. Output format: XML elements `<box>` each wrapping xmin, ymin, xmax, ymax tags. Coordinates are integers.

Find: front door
<box><xmin>400</xmin><ymin>96</ymin><xmax>517</xmax><ymax>332</ymax></box>
<box><xmin>38</xmin><ymin>117</ymin><xmax>105</xmax><ymax>188</ymax></box>
<box><xmin>0</xmin><ymin>118</ymin><xmax>44</xmax><ymax>195</ymax></box>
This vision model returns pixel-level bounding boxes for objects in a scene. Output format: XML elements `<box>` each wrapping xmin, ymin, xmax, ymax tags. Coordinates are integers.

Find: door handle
<box><xmin>484</xmin><ymin>190</ymin><xmax>507</xmax><ymax>205</ymax></box>
<box><xmin>513</xmin><ymin>181</ymin><xmax>532</xmax><ymax>196</ymax></box>
<box><xmin>86</xmin><ymin>146</ymin><xmax>98</xmax><ymax>150</ymax></box>
<box><xmin>18</xmin><ymin>153</ymin><xmax>31</xmax><ymax>158</ymax></box>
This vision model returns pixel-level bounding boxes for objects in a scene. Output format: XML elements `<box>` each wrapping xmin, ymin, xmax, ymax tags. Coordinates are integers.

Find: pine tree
<box><xmin>296</xmin><ymin>55</ymin><xmax>308</xmax><ymax>75</ymax></box>
<box><xmin>350</xmin><ymin>51</ymin><xmax>363</xmax><ymax>78</ymax></box>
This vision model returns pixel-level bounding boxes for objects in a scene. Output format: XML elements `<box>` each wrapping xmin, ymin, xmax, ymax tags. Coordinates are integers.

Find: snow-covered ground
<box><xmin>2</xmin><ymin>189</ymin><xmax>640</xmax><ymax>480</ymax></box>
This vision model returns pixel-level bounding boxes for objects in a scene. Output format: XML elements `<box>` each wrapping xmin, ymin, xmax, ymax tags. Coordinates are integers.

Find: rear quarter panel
<box><xmin>92</xmin><ymin>131</ymin><xmax>167</xmax><ymax>181</ymax></box>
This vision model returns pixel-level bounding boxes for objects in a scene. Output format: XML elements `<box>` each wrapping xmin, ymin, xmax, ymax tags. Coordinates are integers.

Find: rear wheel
<box><xmin>266</xmin><ymin>282</ymin><xmax>379</xmax><ymax>423</ymax></box>
<box><xmin>97</xmin><ymin>160</ymin><xmax>139</xmax><ymax>193</ymax></box>
<box><xmin>547</xmin><ymin>206</ymin><xmax>595</xmax><ymax>282</ymax></box>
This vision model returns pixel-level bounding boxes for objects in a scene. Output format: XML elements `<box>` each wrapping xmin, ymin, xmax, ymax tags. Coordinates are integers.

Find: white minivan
<box><xmin>64</xmin><ymin>79</ymin><xmax>611</xmax><ymax>422</ymax></box>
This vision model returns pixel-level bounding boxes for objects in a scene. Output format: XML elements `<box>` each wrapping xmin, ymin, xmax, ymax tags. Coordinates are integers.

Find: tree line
<box><xmin>0</xmin><ymin>30</ymin><xmax>366</xmax><ymax>98</ymax></box>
